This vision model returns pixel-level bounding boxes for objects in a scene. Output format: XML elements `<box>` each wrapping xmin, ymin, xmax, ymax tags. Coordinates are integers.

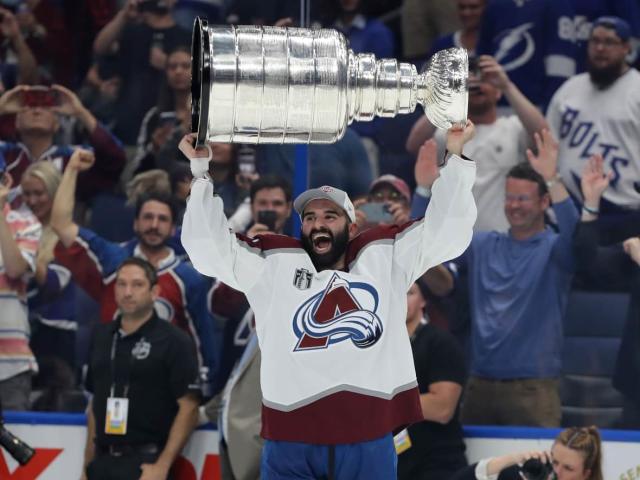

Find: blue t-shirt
<box><xmin>454</xmin><ymin>199</ymin><xmax>579</xmax><ymax>379</ymax></box>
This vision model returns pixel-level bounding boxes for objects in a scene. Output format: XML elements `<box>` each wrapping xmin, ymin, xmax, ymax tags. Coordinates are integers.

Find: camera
<box><xmin>20</xmin><ymin>86</ymin><xmax>60</xmax><ymax>108</ymax></box>
<box><xmin>0</xmin><ymin>401</ymin><xmax>35</xmax><ymax>466</ymax></box>
<box><xmin>520</xmin><ymin>458</ymin><xmax>555</xmax><ymax>480</ymax></box>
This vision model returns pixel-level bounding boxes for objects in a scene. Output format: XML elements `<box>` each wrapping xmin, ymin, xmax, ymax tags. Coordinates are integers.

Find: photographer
<box><xmin>0</xmin><ymin>84</ymin><xmax>126</xmax><ymax>202</ymax></box>
<box><xmin>93</xmin><ymin>0</ymin><xmax>190</xmax><ymax>145</ymax></box>
<box><xmin>451</xmin><ymin>426</ymin><xmax>603</xmax><ymax>480</ymax></box>
<box><xmin>355</xmin><ymin>174</ymin><xmax>411</xmax><ymax>232</ymax></box>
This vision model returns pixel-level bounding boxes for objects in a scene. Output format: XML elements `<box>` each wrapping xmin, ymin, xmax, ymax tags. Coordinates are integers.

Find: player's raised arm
<box><xmin>179</xmin><ymin>134</ymin><xmax>266</xmax><ymax>292</ymax></box>
<box><xmin>394</xmin><ymin>121</ymin><xmax>477</xmax><ymax>287</ymax></box>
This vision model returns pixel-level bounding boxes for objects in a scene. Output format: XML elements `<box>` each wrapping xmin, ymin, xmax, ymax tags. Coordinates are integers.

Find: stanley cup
<box><xmin>191</xmin><ymin>17</ymin><xmax>468</xmax><ymax>145</ymax></box>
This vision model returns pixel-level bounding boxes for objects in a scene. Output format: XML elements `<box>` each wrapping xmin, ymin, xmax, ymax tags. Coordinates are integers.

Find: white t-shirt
<box><xmin>547</xmin><ymin>69</ymin><xmax>640</xmax><ymax>209</ymax></box>
<box><xmin>435</xmin><ymin>116</ymin><xmax>527</xmax><ymax>232</ymax></box>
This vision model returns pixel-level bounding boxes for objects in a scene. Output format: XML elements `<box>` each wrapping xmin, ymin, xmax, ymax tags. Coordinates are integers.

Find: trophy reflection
<box><xmin>191</xmin><ymin>18</ymin><xmax>468</xmax><ymax>145</ymax></box>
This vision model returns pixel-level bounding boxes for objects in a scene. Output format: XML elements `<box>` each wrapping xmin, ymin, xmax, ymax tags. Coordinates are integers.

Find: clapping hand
<box><xmin>580</xmin><ymin>153</ymin><xmax>612</xmax><ymax>207</ymax></box>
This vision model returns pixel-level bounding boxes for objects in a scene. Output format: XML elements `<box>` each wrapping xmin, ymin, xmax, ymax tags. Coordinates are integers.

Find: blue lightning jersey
<box><xmin>476</xmin><ymin>0</ymin><xmax>578</xmax><ymax>108</ymax></box>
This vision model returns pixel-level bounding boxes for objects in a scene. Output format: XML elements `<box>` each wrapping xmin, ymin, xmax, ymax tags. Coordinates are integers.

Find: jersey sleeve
<box><xmin>181</xmin><ymin>178</ymin><xmax>267</xmax><ymax>292</ymax></box>
<box><xmin>392</xmin><ymin>154</ymin><xmax>477</xmax><ymax>289</ymax></box>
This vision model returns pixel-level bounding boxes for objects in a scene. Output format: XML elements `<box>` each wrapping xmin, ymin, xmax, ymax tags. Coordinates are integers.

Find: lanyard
<box><xmin>109</xmin><ymin>331</ymin><xmax>134</xmax><ymax>398</ymax></box>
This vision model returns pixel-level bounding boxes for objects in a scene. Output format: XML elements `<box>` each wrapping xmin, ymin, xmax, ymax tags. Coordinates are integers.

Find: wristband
<box><xmin>582</xmin><ymin>204</ymin><xmax>599</xmax><ymax>215</ymax></box>
<box><xmin>190</xmin><ymin>144</ymin><xmax>212</xmax><ymax>178</ymax></box>
<box><xmin>545</xmin><ymin>173</ymin><xmax>562</xmax><ymax>189</ymax></box>
<box><xmin>415</xmin><ymin>185</ymin><xmax>432</xmax><ymax>198</ymax></box>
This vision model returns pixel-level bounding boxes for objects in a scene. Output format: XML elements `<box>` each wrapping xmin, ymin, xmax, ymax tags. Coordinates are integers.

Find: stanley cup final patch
<box><xmin>293</xmin><ymin>268</ymin><xmax>313</xmax><ymax>290</ymax></box>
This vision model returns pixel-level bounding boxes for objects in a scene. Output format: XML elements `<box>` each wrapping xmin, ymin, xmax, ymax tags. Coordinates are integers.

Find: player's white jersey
<box><xmin>182</xmin><ymin>155</ymin><xmax>477</xmax><ymax>444</ymax></box>
<box><xmin>547</xmin><ymin>69</ymin><xmax>640</xmax><ymax>209</ymax></box>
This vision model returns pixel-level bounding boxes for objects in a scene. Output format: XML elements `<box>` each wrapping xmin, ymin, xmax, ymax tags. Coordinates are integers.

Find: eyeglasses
<box><xmin>588</xmin><ymin>37</ymin><xmax>624</xmax><ymax>48</ymax></box>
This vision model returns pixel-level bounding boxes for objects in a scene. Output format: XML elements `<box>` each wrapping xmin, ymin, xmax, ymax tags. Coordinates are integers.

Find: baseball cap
<box><xmin>294</xmin><ymin>186</ymin><xmax>356</xmax><ymax>223</ymax></box>
<box><xmin>592</xmin><ymin>16</ymin><xmax>631</xmax><ymax>42</ymax></box>
<box><xmin>369</xmin><ymin>174</ymin><xmax>411</xmax><ymax>204</ymax></box>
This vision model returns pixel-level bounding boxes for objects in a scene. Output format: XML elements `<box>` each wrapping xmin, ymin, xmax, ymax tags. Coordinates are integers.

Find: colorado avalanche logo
<box><xmin>292</xmin><ymin>273</ymin><xmax>383</xmax><ymax>351</ymax></box>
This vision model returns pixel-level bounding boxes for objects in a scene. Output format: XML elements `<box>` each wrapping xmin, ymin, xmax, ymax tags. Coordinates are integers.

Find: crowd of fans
<box><xmin>0</xmin><ymin>0</ymin><xmax>639</xmax><ymax>476</ymax></box>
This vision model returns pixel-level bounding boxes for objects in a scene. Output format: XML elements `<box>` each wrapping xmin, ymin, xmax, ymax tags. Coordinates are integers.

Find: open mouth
<box><xmin>312</xmin><ymin>233</ymin><xmax>332</xmax><ymax>253</ymax></box>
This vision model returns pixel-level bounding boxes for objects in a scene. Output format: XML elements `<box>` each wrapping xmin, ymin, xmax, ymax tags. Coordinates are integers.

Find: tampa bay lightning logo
<box><xmin>494</xmin><ymin>23</ymin><xmax>535</xmax><ymax>72</ymax></box>
<box><xmin>292</xmin><ymin>273</ymin><xmax>383</xmax><ymax>351</ymax></box>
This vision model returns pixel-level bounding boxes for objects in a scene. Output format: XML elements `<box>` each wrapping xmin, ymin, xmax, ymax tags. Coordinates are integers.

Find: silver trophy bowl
<box><xmin>191</xmin><ymin>17</ymin><xmax>468</xmax><ymax>145</ymax></box>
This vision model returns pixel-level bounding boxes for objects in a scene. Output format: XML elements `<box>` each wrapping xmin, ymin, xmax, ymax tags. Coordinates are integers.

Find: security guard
<box><xmin>81</xmin><ymin>257</ymin><xmax>201</xmax><ymax>480</ymax></box>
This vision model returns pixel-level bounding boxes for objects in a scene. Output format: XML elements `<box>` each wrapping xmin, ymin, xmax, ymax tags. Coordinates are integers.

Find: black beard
<box><xmin>588</xmin><ymin>60</ymin><xmax>624</xmax><ymax>89</ymax></box>
<box><xmin>301</xmin><ymin>224</ymin><xmax>350</xmax><ymax>271</ymax></box>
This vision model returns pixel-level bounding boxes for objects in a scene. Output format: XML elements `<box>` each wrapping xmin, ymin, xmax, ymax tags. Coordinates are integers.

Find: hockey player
<box><xmin>179</xmin><ymin>121</ymin><xmax>477</xmax><ymax>479</ymax></box>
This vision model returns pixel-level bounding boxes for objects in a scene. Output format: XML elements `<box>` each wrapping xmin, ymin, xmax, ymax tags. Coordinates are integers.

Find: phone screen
<box><xmin>358</xmin><ymin>202</ymin><xmax>394</xmax><ymax>224</ymax></box>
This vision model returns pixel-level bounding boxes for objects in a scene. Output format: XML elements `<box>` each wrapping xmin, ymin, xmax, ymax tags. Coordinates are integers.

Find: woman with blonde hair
<box><xmin>452</xmin><ymin>425</ymin><xmax>603</xmax><ymax>480</ymax></box>
<box><xmin>20</xmin><ymin>161</ymin><xmax>79</xmax><ymax>379</ymax></box>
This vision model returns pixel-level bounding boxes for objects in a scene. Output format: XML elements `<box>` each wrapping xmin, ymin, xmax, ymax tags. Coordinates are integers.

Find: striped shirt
<box><xmin>0</xmin><ymin>204</ymin><xmax>41</xmax><ymax>380</ymax></box>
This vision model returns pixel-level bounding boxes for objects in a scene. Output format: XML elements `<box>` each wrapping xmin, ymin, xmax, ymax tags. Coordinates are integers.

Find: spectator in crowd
<box><xmin>329</xmin><ymin>0</ymin><xmax>396</xmax><ymax>169</ymax></box>
<box><xmin>81</xmin><ymin>257</ymin><xmax>200</xmax><ymax>480</ymax></box>
<box><xmin>452</xmin><ymin>426</ymin><xmax>603</xmax><ymax>480</ymax></box>
<box><xmin>257</xmin><ymin>127</ymin><xmax>373</xmax><ymax>200</ymax></box>
<box><xmin>169</xmin><ymin>163</ymin><xmax>191</xmax><ymax>226</ymax></box>
<box><xmin>547</xmin><ymin>16</ymin><xmax>640</xmax><ymax>244</ymax></box>
<box><xmin>93</xmin><ymin>0</ymin><xmax>190</xmax><ymax>144</ymax></box>
<box><xmin>407</xmin><ymin>55</ymin><xmax>549</xmax><ymax>232</ymax></box>
<box><xmin>428</xmin><ymin>0</ymin><xmax>486</xmax><ymax>60</ymax></box>
<box><xmin>355</xmin><ymin>174</ymin><xmax>411</xmax><ymax>231</ymax></box>
<box><xmin>401</xmin><ymin>0</ymin><xmax>460</xmax><ymax>62</ymax></box>
<box><xmin>127</xmin><ymin>44</ymin><xmax>191</xmax><ymax>182</ymax></box>
<box><xmin>331</xmin><ymin>0</ymin><xmax>394</xmax><ymax>61</ymax></box>
<box><xmin>0</xmin><ymin>84</ymin><xmax>126</xmax><ymax>202</ymax></box>
<box><xmin>397</xmin><ymin>280</ymin><xmax>467</xmax><ymax>480</ymax></box>
<box><xmin>573</xmin><ymin>154</ymin><xmax>640</xmax><ymax>428</ymax></box>
<box><xmin>434</xmin><ymin>131</ymin><xmax>580</xmax><ymax>427</ymax></box>
<box><xmin>0</xmin><ymin>164</ymin><xmax>40</xmax><ymax>410</ymax></box>
<box><xmin>77</xmin><ymin>57</ymin><xmax>122</xmax><ymax>131</ymax></box>
<box><xmin>179</xmin><ymin>119</ymin><xmax>476</xmax><ymax>477</ymax></box>
<box><xmin>244</xmin><ymin>174</ymin><xmax>293</xmax><ymax>238</ymax></box>
<box><xmin>50</xmin><ymin>149</ymin><xmax>220</xmax><ymax>392</ymax></box>
<box><xmin>475</xmin><ymin>0</ymin><xmax>577</xmax><ymax>109</ymax></box>
<box><xmin>569</xmin><ymin>2</ymin><xmax>640</xmax><ymax>71</ymax></box>
<box><xmin>20</xmin><ymin>161</ymin><xmax>78</xmax><ymax>374</ymax></box>
<box><xmin>0</xmin><ymin>7</ymin><xmax>39</xmax><ymax>92</ymax></box>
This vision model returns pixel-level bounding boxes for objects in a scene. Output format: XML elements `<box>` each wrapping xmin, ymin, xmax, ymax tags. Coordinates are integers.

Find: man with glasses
<box><xmin>432</xmin><ymin>130</ymin><xmax>580</xmax><ymax>427</ymax></box>
<box><xmin>547</xmin><ymin>16</ymin><xmax>640</xmax><ymax>243</ymax></box>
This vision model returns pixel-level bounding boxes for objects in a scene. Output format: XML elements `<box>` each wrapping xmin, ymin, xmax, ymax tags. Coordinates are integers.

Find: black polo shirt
<box><xmin>86</xmin><ymin>313</ymin><xmax>201</xmax><ymax>447</ymax></box>
<box><xmin>398</xmin><ymin>322</ymin><xmax>468</xmax><ymax>478</ymax></box>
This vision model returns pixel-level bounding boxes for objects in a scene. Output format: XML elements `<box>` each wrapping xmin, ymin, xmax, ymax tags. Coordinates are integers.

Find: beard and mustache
<box><xmin>588</xmin><ymin>58</ymin><xmax>626</xmax><ymax>89</ymax></box>
<box><xmin>301</xmin><ymin>223</ymin><xmax>350</xmax><ymax>271</ymax></box>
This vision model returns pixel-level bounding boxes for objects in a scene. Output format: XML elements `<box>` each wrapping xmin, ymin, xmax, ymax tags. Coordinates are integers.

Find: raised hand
<box><xmin>0</xmin><ymin>84</ymin><xmax>27</xmax><ymax>114</ymax></box>
<box><xmin>526</xmin><ymin>129</ymin><xmax>558</xmax><ymax>181</ymax></box>
<box><xmin>51</xmin><ymin>84</ymin><xmax>86</xmax><ymax>117</ymax></box>
<box><xmin>477</xmin><ymin>55</ymin><xmax>510</xmax><ymax>92</ymax></box>
<box><xmin>445</xmin><ymin>119</ymin><xmax>475</xmax><ymax>157</ymax></box>
<box><xmin>623</xmin><ymin>237</ymin><xmax>640</xmax><ymax>266</ymax></box>
<box><xmin>581</xmin><ymin>154</ymin><xmax>612</xmax><ymax>207</ymax></box>
<box><xmin>0</xmin><ymin>172</ymin><xmax>13</xmax><ymax>207</ymax></box>
<box><xmin>415</xmin><ymin>138</ymin><xmax>440</xmax><ymax>187</ymax></box>
<box><xmin>67</xmin><ymin>149</ymin><xmax>96</xmax><ymax>172</ymax></box>
<box><xmin>178</xmin><ymin>133</ymin><xmax>213</xmax><ymax>178</ymax></box>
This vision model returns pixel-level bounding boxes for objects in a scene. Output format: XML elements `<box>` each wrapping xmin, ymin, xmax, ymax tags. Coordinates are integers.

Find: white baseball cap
<box><xmin>293</xmin><ymin>186</ymin><xmax>356</xmax><ymax>223</ymax></box>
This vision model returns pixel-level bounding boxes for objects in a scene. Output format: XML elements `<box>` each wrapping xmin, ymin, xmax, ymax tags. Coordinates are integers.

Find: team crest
<box><xmin>293</xmin><ymin>268</ymin><xmax>313</xmax><ymax>290</ymax></box>
<box><xmin>131</xmin><ymin>338</ymin><xmax>151</xmax><ymax>360</ymax></box>
<box><xmin>292</xmin><ymin>273</ymin><xmax>383</xmax><ymax>351</ymax></box>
